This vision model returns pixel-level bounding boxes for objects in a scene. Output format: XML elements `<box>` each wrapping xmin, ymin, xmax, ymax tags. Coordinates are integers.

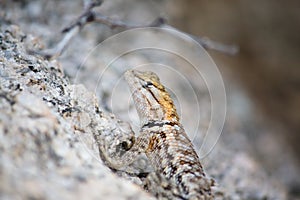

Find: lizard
<box><xmin>101</xmin><ymin>69</ymin><xmax>214</xmax><ymax>200</ymax></box>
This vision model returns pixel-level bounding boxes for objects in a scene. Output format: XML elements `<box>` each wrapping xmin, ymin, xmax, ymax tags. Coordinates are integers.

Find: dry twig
<box><xmin>31</xmin><ymin>0</ymin><xmax>238</xmax><ymax>59</ymax></box>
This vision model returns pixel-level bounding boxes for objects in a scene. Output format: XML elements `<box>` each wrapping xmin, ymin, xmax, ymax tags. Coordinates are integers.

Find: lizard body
<box><xmin>103</xmin><ymin>69</ymin><xmax>214</xmax><ymax>199</ymax></box>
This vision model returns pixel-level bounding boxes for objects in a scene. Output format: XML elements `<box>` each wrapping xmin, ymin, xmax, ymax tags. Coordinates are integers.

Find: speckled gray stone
<box><xmin>0</xmin><ymin>23</ymin><xmax>154</xmax><ymax>200</ymax></box>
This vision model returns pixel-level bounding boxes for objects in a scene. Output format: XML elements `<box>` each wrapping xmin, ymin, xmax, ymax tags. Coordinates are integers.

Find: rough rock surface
<box><xmin>0</xmin><ymin>3</ymin><xmax>288</xmax><ymax>200</ymax></box>
<box><xmin>0</xmin><ymin>23</ymin><xmax>154</xmax><ymax>200</ymax></box>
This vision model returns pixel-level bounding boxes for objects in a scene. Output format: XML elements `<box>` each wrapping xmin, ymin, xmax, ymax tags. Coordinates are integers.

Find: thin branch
<box><xmin>30</xmin><ymin>0</ymin><xmax>238</xmax><ymax>59</ymax></box>
<box><xmin>188</xmin><ymin>34</ymin><xmax>238</xmax><ymax>55</ymax></box>
<box><xmin>28</xmin><ymin>0</ymin><xmax>102</xmax><ymax>59</ymax></box>
<box><xmin>62</xmin><ymin>0</ymin><xmax>102</xmax><ymax>33</ymax></box>
<box><xmin>93</xmin><ymin>14</ymin><xmax>166</xmax><ymax>29</ymax></box>
<box><xmin>28</xmin><ymin>26</ymin><xmax>80</xmax><ymax>60</ymax></box>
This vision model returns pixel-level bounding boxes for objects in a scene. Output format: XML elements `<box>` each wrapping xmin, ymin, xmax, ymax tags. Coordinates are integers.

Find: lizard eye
<box><xmin>145</xmin><ymin>81</ymin><xmax>153</xmax><ymax>87</ymax></box>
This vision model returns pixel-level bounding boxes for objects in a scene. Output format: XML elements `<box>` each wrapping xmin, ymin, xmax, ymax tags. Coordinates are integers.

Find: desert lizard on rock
<box><xmin>102</xmin><ymin>69</ymin><xmax>214</xmax><ymax>200</ymax></box>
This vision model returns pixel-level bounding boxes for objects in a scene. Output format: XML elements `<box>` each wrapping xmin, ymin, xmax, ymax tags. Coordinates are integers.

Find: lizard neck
<box><xmin>132</xmin><ymin>87</ymin><xmax>179</xmax><ymax>125</ymax></box>
<box><xmin>153</xmin><ymin>86</ymin><xmax>179</xmax><ymax>122</ymax></box>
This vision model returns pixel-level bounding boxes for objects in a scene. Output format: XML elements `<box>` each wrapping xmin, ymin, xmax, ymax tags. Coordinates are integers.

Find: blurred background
<box><xmin>166</xmin><ymin>1</ymin><xmax>300</xmax><ymax>197</ymax></box>
<box><xmin>1</xmin><ymin>0</ymin><xmax>300</xmax><ymax>198</ymax></box>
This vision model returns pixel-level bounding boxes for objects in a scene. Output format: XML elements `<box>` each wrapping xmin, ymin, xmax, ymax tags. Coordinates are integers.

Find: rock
<box><xmin>0</xmin><ymin>23</ymin><xmax>154</xmax><ymax>200</ymax></box>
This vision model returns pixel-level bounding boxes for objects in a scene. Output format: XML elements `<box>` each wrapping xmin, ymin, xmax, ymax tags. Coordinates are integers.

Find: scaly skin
<box><xmin>104</xmin><ymin>69</ymin><xmax>214</xmax><ymax>199</ymax></box>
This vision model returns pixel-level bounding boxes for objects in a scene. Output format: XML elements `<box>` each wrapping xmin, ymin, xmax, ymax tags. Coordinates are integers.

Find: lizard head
<box><xmin>124</xmin><ymin>69</ymin><xmax>179</xmax><ymax>125</ymax></box>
